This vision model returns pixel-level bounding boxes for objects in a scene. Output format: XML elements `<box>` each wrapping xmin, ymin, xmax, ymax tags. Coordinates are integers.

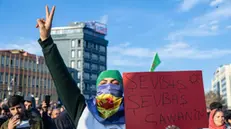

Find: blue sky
<box><xmin>0</xmin><ymin>0</ymin><xmax>231</xmax><ymax>92</ymax></box>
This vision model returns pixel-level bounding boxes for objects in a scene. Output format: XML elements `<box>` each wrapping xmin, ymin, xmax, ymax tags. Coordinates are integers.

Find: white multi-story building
<box><xmin>211</xmin><ymin>64</ymin><xmax>231</xmax><ymax>109</ymax></box>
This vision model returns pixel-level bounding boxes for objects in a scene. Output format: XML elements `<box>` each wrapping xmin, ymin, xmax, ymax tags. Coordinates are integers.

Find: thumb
<box><xmin>36</xmin><ymin>19</ymin><xmax>45</xmax><ymax>29</ymax></box>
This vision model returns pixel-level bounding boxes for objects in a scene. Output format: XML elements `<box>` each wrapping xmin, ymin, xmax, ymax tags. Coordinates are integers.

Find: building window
<box><xmin>93</xmin><ymin>43</ymin><xmax>97</xmax><ymax>49</ymax></box>
<box><xmin>77</xmin><ymin>50</ymin><xmax>81</xmax><ymax>58</ymax></box>
<box><xmin>0</xmin><ymin>73</ymin><xmax>3</xmax><ymax>83</ymax></box>
<box><xmin>84</xmin><ymin>62</ymin><xmax>90</xmax><ymax>69</ymax></box>
<box><xmin>20</xmin><ymin>60</ymin><xmax>23</xmax><ymax>68</ymax></box>
<box><xmin>99</xmin><ymin>56</ymin><xmax>106</xmax><ymax>62</ymax></box>
<box><xmin>32</xmin><ymin>77</ymin><xmax>35</xmax><ymax>86</ymax></box>
<box><xmin>91</xmin><ymin>74</ymin><xmax>97</xmax><ymax>80</ymax></box>
<box><xmin>24</xmin><ymin>76</ymin><xmax>27</xmax><ymax>86</ymax></box>
<box><xmin>28</xmin><ymin>61</ymin><xmax>31</xmax><ymax>69</ymax></box>
<box><xmin>91</xmin><ymin>63</ymin><xmax>98</xmax><ymax>71</ymax></box>
<box><xmin>27</xmin><ymin>61</ymin><xmax>30</xmax><ymax>69</ymax></box>
<box><xmin>92</xmin><ymin>53</ymin><xmax>98</xmax><ymax>60</ymax></box>
<box><xmin>78</xmin><ymin>40</ymin><xmax>81</xmax><ymax>47</ymax></box>
<box><xmin>28</xmin><ymin>76</ymin><xmax>31</xmax><ymax>86</ymax></box>
<box><xmin>71</xmin><ymin>50</ymin><xmax>75</xmax><ymax>58</ymax></box>
<box><xmin>71</xmin><ymin>40</ymin><xmax>76</xmax><ymax>47</ymax></box>
<box><xmin>10</xmin><ymin>59</ymin><xmax>13</xmax><ymax>67</ymax></box>
<box><xmin>10</xmin><ymin>74</ymin><xmax>13</xmax><ymax>83</ymax></box>
<box><xmin>5</xmin><ymin>73</ymin><xmax>8</xmax><ymax>83</ymax></box>
<box><xmin>99</xmin><ymin>45</ymin><xmax>106</xmax><ymax>52</ymax></box>
<box><xmin>1</xmin><ymin>56</ymin><xmax>4</xmax><ymax>66</ymax></box>
<box><xmin>85</xmin><ymin>83</ymin><xmax>90</xmax><ymax>90</ymax></box>
<box><xmin>6</xmin><ymin>56</ymin><xmax>9</xmax><ymax>66</ymax></box>
<box><xmin>78</xmin><ymin>72</ymin><xmax>81</xmax><ymax>79</ymax></box>
<box><xmin>77</xmin><ymin>83</ymin><xmax>80</xmax><ymax>88</ymax></box>
<box><xmin>15</xmin><ymin>59</ymin><xmax>19</xmax><ymax>67</ymax></box>
<box><xmin>77</xmin><ymin>61</ymin><xmax>81</xmax><ymax>68</ymax></box>
<box><xmin>31</xmin><ymin>61</ymin><xmax>33</xmax><ymax>70</ymax></box>
<box><xmin>100</xmin><ymin>65</ymin><xmax>106</xmax><ymax>71</ymax></box>
<box><xmin>221</xmin><ymin>77</ymin><xmax>226</xmax><ymax>84</ymax></box>
<box><xmin>84</xmin><ymin>73</ymin><xmax>90</xmax><ymax>80</ymax></box>
<box><xmin>71</xmin><ymin>61</ymin><xmax>75</xmax><ymax>68</ymax></box>
<box><xmin>85</xmin><ymin>41</ymin><xmax>90</xmax><ymax>48</ymax></box>
<box><xmin>48</xmin><ymin>80</ymin><xmax>50</xmax><ymax>88</ymax></box>
<box><xmin>44</xmin><ymin>79</ymin><xmax>46</xmax><ymax>87</ymax></box>
<box><xmin>24</xmin><ymin>60</ymin><xmax>27</xmax><ymax>69</ymax></box>
<box><xmin>33</xmin><ymin>62</ymin><xmax>36</xmax><ymax>71</ymax></box>
<box><xmin>84</xmin><ymin>52</ymin><xmax>90</xmax><ymax>59</ymax></box>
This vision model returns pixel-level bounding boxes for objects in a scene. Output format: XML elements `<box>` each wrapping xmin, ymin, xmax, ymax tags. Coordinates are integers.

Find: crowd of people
<box><xmin>0</xmin><ymin>95</ymin><xmax>75</xmax><ymax>129</ymax></box>
<box><xmin>2</xmin><ymin>4</ymin><xmax>231</xmax><ymax>129</ymax></box>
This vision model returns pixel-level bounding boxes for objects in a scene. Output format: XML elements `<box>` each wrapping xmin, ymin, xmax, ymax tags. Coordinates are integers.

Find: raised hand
<box><xmin>8</xmin><ymin>115</ymin><xmax>20</xmax><ymax>129</ymax></box>
<box><xmin>36</xmin><ymin>5</ymin><xmax>56</xmax><ymax>41</ymax></box>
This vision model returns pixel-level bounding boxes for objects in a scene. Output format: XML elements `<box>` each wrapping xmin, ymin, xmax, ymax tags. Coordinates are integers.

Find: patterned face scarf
<box><xmin>96</xmin><ymin>83</ymin><xmax>123</xmax><ymax>119</ymax></box>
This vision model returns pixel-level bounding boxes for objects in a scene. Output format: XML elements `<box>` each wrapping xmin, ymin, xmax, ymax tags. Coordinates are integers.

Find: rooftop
<box><xmin>51</xmin><ymin>21</ymin><xmax>107</xmax><ymax>35</ymax></box>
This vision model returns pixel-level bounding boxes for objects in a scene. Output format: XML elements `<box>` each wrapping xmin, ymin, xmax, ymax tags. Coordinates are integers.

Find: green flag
<box><xmin>150</xmin><ymin>53</ymin><xmax>161</xmax><ymax>72</ymax></box>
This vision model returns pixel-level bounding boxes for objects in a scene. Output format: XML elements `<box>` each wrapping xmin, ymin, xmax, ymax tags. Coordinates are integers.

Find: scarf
<box><xmin>209</xmin><ymin>109</ymin><xmax>226</xmax><ymax>129</ymax></box>
<box><xmin>86</xmin><ymin>70</ymin><xmax>125</xmax><ymax>124</ymax></box>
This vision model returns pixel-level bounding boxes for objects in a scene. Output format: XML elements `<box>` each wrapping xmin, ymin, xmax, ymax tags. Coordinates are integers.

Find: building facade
<box><xmin>0</xmin><ymin>50</ymin><xmax>59</xmax><ymax>100</ymax></box>
<box><xmin>211</xmin><ymin>64</ymin><xmax>231</xmax><ymax>109</ymax></box>
<box><xmin>51</xmin><ymin>21</ymin><xmax>108</xmax><ymax>98</ymax></box>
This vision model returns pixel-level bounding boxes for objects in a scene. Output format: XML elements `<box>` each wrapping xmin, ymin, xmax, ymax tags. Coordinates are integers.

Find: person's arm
<box><xmin>36</xmin><ymin>6</ymin><xmax>86</xmax><ymax>126</ymax></box>
<box><xmin>38</xmin><ymin>36</ymin><xmax>86</xmax><ymax>125</ymax></box>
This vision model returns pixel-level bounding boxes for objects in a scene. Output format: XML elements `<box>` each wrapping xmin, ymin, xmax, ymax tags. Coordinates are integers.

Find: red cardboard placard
<box><xmin>123</xmin><ymin>71</ymin><xmax>208</xmax><ymax>129</ymax></box>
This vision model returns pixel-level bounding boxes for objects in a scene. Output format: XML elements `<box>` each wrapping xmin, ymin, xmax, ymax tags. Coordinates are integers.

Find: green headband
<box><xmin>96</xmin><ymin>70</ymin><xmax>123</xmax><ymax>86</ymax></box>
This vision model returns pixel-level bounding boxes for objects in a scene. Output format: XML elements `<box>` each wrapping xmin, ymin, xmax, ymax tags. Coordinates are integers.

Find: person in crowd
<box><xmin>53</xmin><ymin>110</ymin><xmax>75</xmax><ymax>129</ymax></box>
<box><xmin>24</xmin><ymin>95</ymin><xmax>41</xmax><ymax>118</ymax></box>
<box><xmin>224</xmin><ymin>110</ymin><xmax>231</xmax><ymax>128</ymax></box>
<box><xmin>60</xmin><ymin>106</ymin><xmax>65</xmax><ymax>113</ymax></box>
<box><xmin>207</xmin><ymin>102</ymin><xmax>224</xmax><ymax>120</ymax></box>
<box><xmin>210</xmin><ymin>102</ymin><xmax>223</xmax><ymax>111</ymax></box>
<box><xmin>0</xmin><ymin>104</ymin><xmax>10</xmax><ymax>118</ymax></box>
<box><xmin>0</xmin><ymin>95</ymin><xmax>43</xmax><ymax>129</ymax></box>
<box><xmin>209</xmin><ymin>109</ymin><xmax>228</xmax><ymax>129</ymax></box>
<box><xmin>36</xmin><ymin>5</ymin><xmax>180</xmax><ymax>129</ymax></box>
<box><xmin>40</xmin><ymin>101</ymin><xmax>56</xmax><ymax>129</ymax></box>
<box><xmin>47</xmin><ymin>107</ymin><xmax>53</xmax><ymax>117</ymax></box>
<box><xmin>0</xmin><ymin>105</ymin><xmax>9</xmax><ymax>126</ymax></box>
<box><xmin>51</xmin><ymin>108</ymin><xmax>60</xmax><ymax>119</ymax></box>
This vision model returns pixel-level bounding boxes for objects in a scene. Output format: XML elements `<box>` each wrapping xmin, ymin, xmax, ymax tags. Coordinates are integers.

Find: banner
<box><xmin>123</xmin><ymin>71</ymin><xmax>208</xmax><ymax>129</ymax></box>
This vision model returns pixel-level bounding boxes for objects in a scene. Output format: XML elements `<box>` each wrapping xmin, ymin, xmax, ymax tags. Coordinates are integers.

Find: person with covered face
<box><xmin>36</xmin><ymin>5</ymin><xmax>179</xmax><ymax>129</ymax></box>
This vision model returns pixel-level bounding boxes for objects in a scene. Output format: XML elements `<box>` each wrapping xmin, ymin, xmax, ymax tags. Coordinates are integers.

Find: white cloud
<box><xmin>108</xmin><ymin>41</ymin><xmax>231</xmax><ymax>64</ymax></box>
<box><xmin>179</xmin><ymin>0</ymin><xmax>199</xmax><ymax>12</ymax></box>
<box><xmin>99</xmin><ymin>15</ymin><xmax>108</xmax><ymax>24</ymax></box>
<box><xmin>226</xmin><ymin>25</ymin><xmax>231</xmax><ymax>29</ymax></box>
<box><xmin>210</xmin><ymin>0</ymin><xmax>224</xmax><ymax>6</ymax></box>
<box><xmin>119</xmin><ymin>42</ymin><xmax>131</xmax><ymax>47</ymax></box>
<box><xmin>209</xmin><ymin>20</ymin><xmax>219</xmax><ymax>25</ymax></box>
<box><xmin>168</xmin><ymin>4</ymin><xmax>231</xmax><ymax>40</ymax></box>
<box><xmin>198</xmin><ymin>24</ymin><xmax>207</xmax><ymax>28</ymax></box>
<box><xmin>194</xmin><ymin>5</ymin><xmax>231</xmax><ymax>23</ymax></box>
<box><xmin>109</xmin><ymin>46</ymin><xmax>153</xmax><ymax>58</ymax></box>
<box><xmin>0</xmin><ymin>38</ymin><xmax>42</xmax><ymax>55</ymax></box>
<box><xmin>169</xmin><ymin>23</ymin><xmax>175</xmax><ymax>27</ymax></box>
<box><xmin>210</xmin><ymin>25</ymin><xmax>219</xmax><ymax>31</ymax></box>
<box><xmin>109</xmin><ymin>57</ymin><xmax>147</xmax><ymax>67</ymax></box>
<box><xmin>167</xmin><ymin>28</ymin><xmax>217</xmax><ymax>41</ymax></box>
<box><xmin>157</xmin><ymin>42</ymin><xmax>231</xmax><ymax>59</ymax></box>
<box><xmin>179</xmin><ymin>0</ymin><xmax>204</xmax><ymax>12</ymax></box>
